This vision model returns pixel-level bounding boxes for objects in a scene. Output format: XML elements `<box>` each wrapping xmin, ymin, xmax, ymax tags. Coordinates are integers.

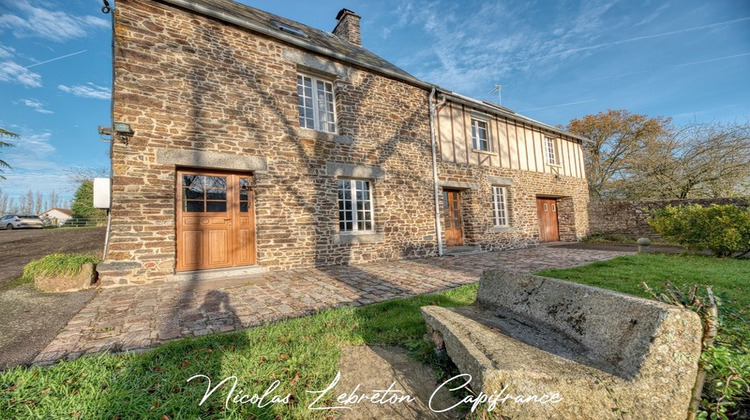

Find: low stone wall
<box><xmin>588</xmin><ymin>197</ymin><xmax>750</xmax><ymax>238</ymax></box>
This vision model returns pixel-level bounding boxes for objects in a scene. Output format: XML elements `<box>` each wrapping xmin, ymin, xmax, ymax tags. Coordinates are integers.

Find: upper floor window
<box><xmin>297</xmin><ymin>73</ymin><xmax>336</xmax><ymax>133</ymax></box>
<box><xmin>337</xmin><ymin>179</ymin><xmax>374</xmax><ymax>233</ymax></box>
<box><xmin>545</xmin><ymin>136</ymin><xmax>558</xmax><ymax>166</ymax></box>
<box><xmin>471</xmin><ymin>118</ymin><xmax>490</xmax><ymax>152</ymax></box>
<box><xmin>491</xmin><ymin>186</ymin><xmax>509</xmax><ymax>227</ymax></box>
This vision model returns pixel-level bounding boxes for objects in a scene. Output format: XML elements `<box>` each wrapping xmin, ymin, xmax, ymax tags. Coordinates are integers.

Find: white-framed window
<box><xmin>471</xmin><ymin>118</ymin><xmax>490</xmax><ymax>152</ymax></box>
<box><xmin>545</xmin><ymin>136</ymin><xmax>558</xmax><ymax>166</ymax></box>
<box><xmin>491</xmin><ymin>186</ymin><xmax>509</xmax><ymax>227</ymax></box>
<box><xmin>297</xmin><ymin>73</ymin><xmax>336</xmax><ymax>133</ymax></box>
<box><xmin>337</xmin><ymin>179</ymin><xmax>374</xmax><ymax>233</ymax></box>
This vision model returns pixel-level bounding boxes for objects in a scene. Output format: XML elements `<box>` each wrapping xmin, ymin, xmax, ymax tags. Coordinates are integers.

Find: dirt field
<box><xmin>0</xmin><ymin>227</ymin><xmax>106</xmax><ymax>286</ymax></box>
<box><xmin>0</xmin><ymin>227</ymin><xmax>106</xmax><ymax>368</ymax></box>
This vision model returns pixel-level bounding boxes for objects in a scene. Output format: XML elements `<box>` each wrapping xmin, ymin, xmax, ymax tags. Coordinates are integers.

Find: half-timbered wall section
<box><xmin>435</xmin><ymin>99</ymin><xmax>590</xmax><ymax>251</ymax></box>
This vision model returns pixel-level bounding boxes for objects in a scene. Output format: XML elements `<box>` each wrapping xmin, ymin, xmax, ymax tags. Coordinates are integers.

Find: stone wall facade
<box><xmin>438</xmin><ymin>162</ymin><xmax>590</xmax><ymax>251</ymax></box>
<box><xmin>588</xmin><ymin>197</ymin><xmax>750</xmax><ymax>238</ymax></box>
<box><xmin>98</xmin><ymin>0</ymin><xmax>591</xmax><ymax>287</ymax></box>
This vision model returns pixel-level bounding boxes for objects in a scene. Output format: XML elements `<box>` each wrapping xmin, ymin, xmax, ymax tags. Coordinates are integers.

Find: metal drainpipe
<box><xmin>429</xmin><ymin>88</ymin><xmax>446</xmax><ymax>256</ymax></box>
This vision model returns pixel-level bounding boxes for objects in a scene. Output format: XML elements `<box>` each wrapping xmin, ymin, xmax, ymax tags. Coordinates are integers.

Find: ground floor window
<box><xmin>338</xmin><ymin>179</ymin><xmax>374</xmax><ymax>232</ymax></box>
<box><xmin>492</xmin><ymin>186</ymin><xmax>509</xmax><ymax>227</ymax></box>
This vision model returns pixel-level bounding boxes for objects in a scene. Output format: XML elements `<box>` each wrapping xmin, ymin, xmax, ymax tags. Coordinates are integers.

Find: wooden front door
<box><xmin>536</xmin><ymin>198</ymin><xmax>560</xmax><ymax>242</ymax></box>
<box><xmin>443</xmin><ymin>190</ymin><xmax>463</xmax><ymax>247</ymax></box>
<box><xmin>177</xmin><ymin>170</ymin><xmax>256</xmax><ymax>271</ymax></box>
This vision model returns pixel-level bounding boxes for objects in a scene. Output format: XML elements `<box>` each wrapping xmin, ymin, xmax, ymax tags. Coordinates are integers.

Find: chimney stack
<box><xmin>333</xmin><ymin>9</ymin><xmax>361</xmax><ymax>46</ymax></box>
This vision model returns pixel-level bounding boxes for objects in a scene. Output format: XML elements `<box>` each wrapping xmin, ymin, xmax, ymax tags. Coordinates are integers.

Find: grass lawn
<box><xmin>1</xmin><ymin>253</ymin><xmax>747</xmax><ymax>419</ymax></box>
<box><xmin>0</xmin><ymin>284</ymin><xmax>477</xmax><ymax>419</ymax></box>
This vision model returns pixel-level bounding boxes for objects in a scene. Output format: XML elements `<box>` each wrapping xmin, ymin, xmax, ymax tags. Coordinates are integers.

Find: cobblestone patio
<box><xmin>33</xmin><ymin>247</ymin><xmax>631</xmax><ymax>365</ymax></box>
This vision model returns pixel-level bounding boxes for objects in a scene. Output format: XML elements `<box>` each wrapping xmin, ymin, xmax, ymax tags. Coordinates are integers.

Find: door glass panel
<box><xmin>185</xmin><ymin>201</ymin><xmax>204</xmax><ymax>212</ymax></box>
<box><xmin>182</xmin><ymin>175</ymin><xmax>227</xmax><ymax>213</ymax></box>
<box><xmin>239</xmin><ymin>178</ymin><xmax>251</xmax><ymax>213</ymax></box>
<box><xmin>206</xmin><ymin>201</ymin><xmax>227</xmax><ymax>212</ymax></box>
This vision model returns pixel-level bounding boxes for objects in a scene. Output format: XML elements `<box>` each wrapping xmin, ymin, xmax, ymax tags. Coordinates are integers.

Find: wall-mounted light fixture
<box><xmin>113</xmin><ymin>122</ymin><xmax>134</xmax><ymax>144</ymax></box>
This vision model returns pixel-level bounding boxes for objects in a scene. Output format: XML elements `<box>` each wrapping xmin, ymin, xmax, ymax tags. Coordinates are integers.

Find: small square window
<box><xmin>471</xmin><ymin>118</ymin><xmax>490</xmax><ymax>152</ymax></box>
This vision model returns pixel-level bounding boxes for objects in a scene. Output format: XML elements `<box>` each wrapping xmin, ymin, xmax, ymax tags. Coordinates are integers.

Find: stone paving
<box><xmin>32</xmin><ymin>247</ymin><xmax>631</xmax><ymax>365</ymax></box>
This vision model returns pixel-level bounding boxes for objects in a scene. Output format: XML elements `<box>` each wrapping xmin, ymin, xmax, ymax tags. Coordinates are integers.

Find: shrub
<box><xmin>22</xmin><ymin>253</ymin><xmax>101</xmax><ymax>281</ymax></box>
<box><xmin>648</xmin><ymin>204</ymin><xmax>750</xmax><ymax>257</ymax></box>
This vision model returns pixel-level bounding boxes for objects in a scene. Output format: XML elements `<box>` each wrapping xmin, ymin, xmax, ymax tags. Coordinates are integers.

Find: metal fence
<box><xmin>57</xmin><ymin>218</ymin><xmax>106</xmax><ymax>228</ymax></box>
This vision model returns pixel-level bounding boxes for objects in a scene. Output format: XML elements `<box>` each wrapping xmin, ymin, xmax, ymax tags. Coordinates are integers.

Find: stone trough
<box><xmin>421</xmin><ymin>270</ymin><xmax>702</xmax><ymax>419</ymax></box>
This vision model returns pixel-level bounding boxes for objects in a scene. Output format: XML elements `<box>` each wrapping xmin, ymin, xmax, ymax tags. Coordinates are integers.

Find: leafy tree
<box><xmin>565</xmin><ymin>109</ymin><xmax>672</xmax><ymax>201</ymax></box>
<box><xmin>0</xmin><ymin>127</ymin><xmax>18</xmax><ymax>180</ymax></box>
<box><xmin>71</xmin><ymin>180</ymin><xmax>106</xmax><ymax>219</ymax></box>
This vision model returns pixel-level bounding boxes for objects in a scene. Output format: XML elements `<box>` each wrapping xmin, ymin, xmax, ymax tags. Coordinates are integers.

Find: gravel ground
<box><xmin>0</xmin><ymin>227</ymin><xmax>105</xmax><ymax>369</ymax></box>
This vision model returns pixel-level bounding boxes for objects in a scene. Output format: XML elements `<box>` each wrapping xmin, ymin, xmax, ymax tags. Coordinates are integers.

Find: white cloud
<box><xmin>0</xmin><ymin>0</ymin><xmax>109</xmax><ymax>43</ymax></box>
<box><xmin>0</xmin><ymin>45</ymin><xmax>14</xmax><ymax>59</ymax></box>
<box><xmin>0</xmin><ymin>60</ymin><xmax>41</xmax><ymax>87</ymax></box>
<box><xmin>21</xmin><ymin>98</ymin><xmax>53</xmax><ymax>114</ymax></box>
<box><xmin>58</xmin><ymin>83</ymin><xmax>110</xmax><ymax>100</ymax></box>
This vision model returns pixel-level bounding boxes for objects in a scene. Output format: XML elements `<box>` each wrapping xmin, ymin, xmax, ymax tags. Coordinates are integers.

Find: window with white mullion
<box><xmin>297</xmin><ymin>73</ymin><xmax>336</xmax><ymax>133</ymax></box>
<box><xmin>471</xmin><ymin>118</ymin><xmax>490</xmax><ymax>151</ymax></box>
<box><xmin>492</xmin><ymin>186</ymin><xmax>509</xmax><ymax>227</ymax></box>
<box><xmin>545</xmin><ymin>136</ymin><xmax>558</xmax><ymax>166</ymax></box>
<box><xmin>338</xmin><ymin>179</ymin><xmax>374</xmax><ymax>233</ymax></box>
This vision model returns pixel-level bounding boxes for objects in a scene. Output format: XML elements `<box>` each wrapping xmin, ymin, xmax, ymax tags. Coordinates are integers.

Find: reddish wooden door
<box><xmin>443</xmin><ymin>190</ymin><xmax>463</xmax><ymax>247</ymax></box>
<box><xmin>177</xmin><ymin>171</ymin><xmax>256</xmax><ymax>271</ymax></box>
<box><xmin>536</xmin><ymin>198</ymin><xmax>560</xmax><ymax>242</ymax></box>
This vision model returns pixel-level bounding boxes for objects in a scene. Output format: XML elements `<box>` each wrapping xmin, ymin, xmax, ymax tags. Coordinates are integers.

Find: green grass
<box><xmin>2</xmin><ymin>253</ymin><xmax>747</xmax><ymax>418</ymax></box>
<box><xmin>21</xmin><ymin>253</ymin><xmax>101</xmax><ymax>282</ymax></box>
<box><xmin>538</xmin><ymin>253</ymin><xmax>749</xmax><ymax>418</ymax></box>
<box><xmin>0</xmin><ymin>284</ymin><xmax>477</xmax><ymax>419</ymax></box>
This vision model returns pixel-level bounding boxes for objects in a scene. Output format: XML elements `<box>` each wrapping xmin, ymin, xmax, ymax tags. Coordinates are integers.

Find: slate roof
<box><xmin>159</xmin><ymin>0</ymin><xmax>589</xmax><ymax>143</ymax></box>
<box><xmin>161</xmin><ymin>0</ymin><xmax>421</xmax><ymax>84</ymax></box>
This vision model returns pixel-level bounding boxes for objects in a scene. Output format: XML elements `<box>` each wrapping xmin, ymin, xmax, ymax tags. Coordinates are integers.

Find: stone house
<box><xmin>98</xmin><ymin>0</ymin><xmax>590</xmax><ymax>287</ymax></box>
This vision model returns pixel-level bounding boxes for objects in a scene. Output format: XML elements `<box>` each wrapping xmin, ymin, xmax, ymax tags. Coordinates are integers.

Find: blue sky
<box><xmin>1</xmin><ymin>0</ymin><xmax>748</xmax><ymax>203</ymax></box>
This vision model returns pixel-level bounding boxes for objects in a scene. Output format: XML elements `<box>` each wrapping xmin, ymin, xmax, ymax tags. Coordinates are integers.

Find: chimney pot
<box><xmin>333</xmin><ymin>8</ymin><xmax>361</xmax><ymax>46</ymax></box>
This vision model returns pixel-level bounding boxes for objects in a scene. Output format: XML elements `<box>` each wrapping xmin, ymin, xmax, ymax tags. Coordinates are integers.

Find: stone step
<box><xmin>443</xmin><ymin>245</ymin><xmax>484</xmax><ymax>256</ymax></box>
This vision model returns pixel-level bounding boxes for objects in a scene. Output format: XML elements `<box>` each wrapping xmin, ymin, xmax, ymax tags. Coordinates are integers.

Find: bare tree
<box><xmin>629</xmin><ymin>120</ymin><xmax>750</xmax><ymax>199</ymax></box>
<box><xmin>49</xmin><ymin>190</ymin><xmax>59</xmax><ymax>209</ymax></box>
<box><xmin>0</xmin><ymin>190</ymin><xmax>7</xmax><ymax>215</ymax></box>
<box><xmin>35</xmin><ymin>191</ymin><xmax>44</xmax><ymax>214</ymax></box>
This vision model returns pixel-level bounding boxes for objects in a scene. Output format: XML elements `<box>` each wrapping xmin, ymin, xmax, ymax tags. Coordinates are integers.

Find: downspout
<box><xmin>429</xmin><ymin>88</ymin><xmax>446</xmax><ymax>256</ymax></box>
<box><xmin>102</xmin><ymin>2</ymin><xmax>116</xmax><ymax>260</ymax></box>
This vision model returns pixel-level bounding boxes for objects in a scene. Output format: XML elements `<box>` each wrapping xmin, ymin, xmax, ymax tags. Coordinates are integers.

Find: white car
<box><xmin>0</xmin><ymin>214</ymin><xmax>45</xmax><ymax>230</ymax></box>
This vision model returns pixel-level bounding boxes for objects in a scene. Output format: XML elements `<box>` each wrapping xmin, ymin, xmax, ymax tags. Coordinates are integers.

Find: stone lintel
<box><xmin>156</xmin><ymin>149</ymin><xmax>268</xmax><ymax>172</ymax></box>
<box><xmin>487</xmin><ymin>176</ymin><xmax>514</xmax><ymax>186</ymax></box>
<box><xmin>283</xmin><ymin>49</ymin><xmax>352</xmax><ymax>79</ymax></box>
<box><xmin>326</xmin><ymin>162</ymin><xmax>386</xmax><ymax>180</ymax></box>
<box><xmin>438</xmin><ymin>180</ymin><xmax>480</xmax><ymax>190</ymax></box>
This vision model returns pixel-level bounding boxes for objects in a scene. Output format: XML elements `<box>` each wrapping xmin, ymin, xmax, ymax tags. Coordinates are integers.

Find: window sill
<box><xmin>489</xmin><ymin>226</ymin><xmax>516</xmax><ymax>233</ymax></box>
<box><xmin>295</xmin><ymin>127</ymin><xmax>352</xmax><ymax>145</ymax></box>
<box><xmin>546</xmin><ymin>163</ymin><xmax>563</xmax><ymax>168</ymax></box>
<box><xmin>333</xmin><ymin>232</ymin><xmax>384</xmax><ymax>244</ymax></box>
<box><xmin>472</xmin><ymin>149</ymin><xmax>495</xmax><ymax>156</ymax></box>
